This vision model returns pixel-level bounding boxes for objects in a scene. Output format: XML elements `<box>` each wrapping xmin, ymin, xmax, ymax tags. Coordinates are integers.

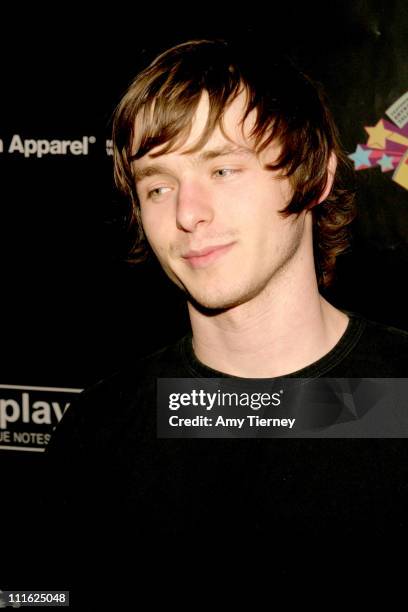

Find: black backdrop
<box><xmin>1</xmin><ymin>0</ymin><xmax>407</xmax><ymax>579</ymax></box>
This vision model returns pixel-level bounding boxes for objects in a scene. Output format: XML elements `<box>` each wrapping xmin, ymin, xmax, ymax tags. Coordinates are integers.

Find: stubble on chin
<box><xmin>184</xmin><ymin>274</ymin><xmax>270</xmax><ymax>314</ymax></box>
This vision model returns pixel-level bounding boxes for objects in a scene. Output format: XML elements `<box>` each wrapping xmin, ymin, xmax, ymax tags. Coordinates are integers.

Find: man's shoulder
<box><xmin>357</xmin><ymin>313</ymin><xmax>408</xmax><ymax>347</ymax></box>
<box><xmin>337</xmin><ymin>311</ymin><xmax>408</xmax><ymax>376</ymax></box>
<box><xmin>46</xmin><ymin>334</ymin><xmax>190</xmax><ymax>454</ymax></box>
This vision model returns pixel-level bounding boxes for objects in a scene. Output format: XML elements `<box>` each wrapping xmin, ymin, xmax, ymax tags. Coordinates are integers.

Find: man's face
<box><xmin>132</xmin><ymin>90</ymin><xmax>308</xmax><ymax>311</ymax></box>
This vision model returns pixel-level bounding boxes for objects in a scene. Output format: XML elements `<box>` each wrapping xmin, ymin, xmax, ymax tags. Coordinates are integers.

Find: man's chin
<box><xmin>184</xmin><ymin>288</ymin><xmax>253</xmax><ymax>315</ymax></box>
<box><xmin>169</xmin><ymin>271</ymin><xmax>260</xmax><ymax>313</ymax></box>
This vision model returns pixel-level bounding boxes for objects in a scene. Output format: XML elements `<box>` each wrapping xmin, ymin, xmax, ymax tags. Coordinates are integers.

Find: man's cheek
<box><xmin>149</xmin><ymin>240</ymin><xmax>167</xmax><ymax>261</ymax></box>
<box><xmin>141</xmin><ymin>219</ymin><xmax>161</xmax><ymax>249</ymax></box>
<box><xmin>151</xmin><ymin>235</ymin><xmax>173</xmax><ymax>266</ymax></box>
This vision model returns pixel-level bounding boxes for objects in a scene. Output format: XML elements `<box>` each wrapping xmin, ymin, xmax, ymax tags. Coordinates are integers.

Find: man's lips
<box><xmin>182</xmin><ymin>243</ymin><xmax>234</xmax><ymax>258</ymax></box>
<box><xmin>181</xmin><ymin>242</ymin><xmax>235</xmax><ymax>268</ymax></box>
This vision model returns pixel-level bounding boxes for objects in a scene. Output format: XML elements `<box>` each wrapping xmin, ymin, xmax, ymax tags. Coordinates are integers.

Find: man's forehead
<box><xmin>131</xmin><ymin>88</ymin><xmax>258</xmax><ymax>161</ymax></box>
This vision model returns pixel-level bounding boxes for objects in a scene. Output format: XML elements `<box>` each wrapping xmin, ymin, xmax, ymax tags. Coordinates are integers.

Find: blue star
<box><xmin>377</xmin><ymin>154</ymin><xmax>394</xmax><ymax>172</ymax></box>
<box><xmin>348</xmin><ymin>145</ymin><xmax>372</xmax><ymax>169</ymax></box>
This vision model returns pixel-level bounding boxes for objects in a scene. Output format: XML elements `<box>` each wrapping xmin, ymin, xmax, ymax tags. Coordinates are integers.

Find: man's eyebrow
<box><xmin>197</xmin><ymin>144</ymin><xmax>255</xmax><ymax>161</ymax></box>
<box><xmin>133</xmin><ymin>164</ymin><xmax>173</xmax><ymax>183</ymax></box>
<box><xmin>132</xmin><ymin>145</ymin><xmax>255</xmax><ymax>183</ymax></box>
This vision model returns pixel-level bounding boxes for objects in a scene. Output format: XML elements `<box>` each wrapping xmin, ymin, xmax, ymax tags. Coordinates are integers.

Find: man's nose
<box><xmin>175</xmin><ymin>180</ymin><xmax>214</xmax><ymax>232</ymax></box>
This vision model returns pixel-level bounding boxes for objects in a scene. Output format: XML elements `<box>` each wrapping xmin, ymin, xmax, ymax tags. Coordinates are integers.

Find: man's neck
<box><xmin>187</xmin><ymin>280</ymin><xmax>349</xmax><ymax>378</ymax></box>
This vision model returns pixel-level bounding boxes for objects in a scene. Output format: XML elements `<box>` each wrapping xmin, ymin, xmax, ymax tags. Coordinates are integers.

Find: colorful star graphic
<box><xmin>365</xmin><ymin>119</ymin><xmax>408</xmax><ymax>149</ymax></box>
<box><xmin>348</xmin><ymin>145</ymin><xmax>372</xmax><ymax>169</ymax></box>
<box><xmin>365</xmin><ymin>119</ymin><xmax>391</xmax><ymax>149</ymax></box>
<box><xmin>351</xmin><ymin>91</ymin><xmax>408</xmax><ymax>191</ymax></box>
<box><xmin>377</xmin><ymin>154</ymin><xmax>395</xmax><ymax>172</ymax></box>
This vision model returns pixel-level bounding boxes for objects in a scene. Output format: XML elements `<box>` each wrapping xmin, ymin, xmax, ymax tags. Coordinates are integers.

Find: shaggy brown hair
<box><xmin>112</xmin><ymin>38</ymin><xmax>356</xmax><ymax>287</ymax></box>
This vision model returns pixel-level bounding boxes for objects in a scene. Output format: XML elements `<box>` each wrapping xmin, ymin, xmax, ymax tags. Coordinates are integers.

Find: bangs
<box><xmin>128</xmin><ymin>78</ymin><xmax>317</xmax><ymax>183</ymax></box>
<box><xmin>115</xmin><ymin>38</ymin><xmax>339</xmax><ymax>206</ymax></box>
<box><xmin>114</xmin><ymin>39</ymin><xmax>332</xmax><ymax>198</ymax></box>
<box><xmin>130</xmin><ymin>84</ymin><xmax>248</xmax><ymax>161</ymax></box>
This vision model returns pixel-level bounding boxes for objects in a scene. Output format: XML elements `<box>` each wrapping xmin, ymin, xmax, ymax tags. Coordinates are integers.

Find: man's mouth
<box><xmin>181</xmin><ymin>242</ymin><xmax>235</xmax><ymax>268</ymax></box>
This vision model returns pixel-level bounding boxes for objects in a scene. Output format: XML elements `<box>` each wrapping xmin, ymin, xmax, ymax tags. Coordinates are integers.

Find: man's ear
<box><xmin>317</xmin><ymin>151</ymin><xmax>337</xmax><ymax>204</ymax></box>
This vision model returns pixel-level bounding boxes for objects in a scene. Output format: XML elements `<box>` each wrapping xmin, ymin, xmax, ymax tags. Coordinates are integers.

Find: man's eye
<box><xmin>147</xmin><ymin>186</ymin><xmax>170</xmax><ymax>199</ymax></box>
<box><xmin>213</xmin><ymin>168</ymin><xmax>239</xmax><ymax>178</ymax></box>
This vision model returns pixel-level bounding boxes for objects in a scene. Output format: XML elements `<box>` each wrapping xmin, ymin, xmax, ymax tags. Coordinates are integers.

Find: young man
<box><xmin>46</xmin><ymin>38</ymin><xmax>408</xmax><ymax>559</ymax></box>
<box><xmin>110</xmin><ymin>38</ymin><xmax>407</xmax><ymax>380</ymax></box>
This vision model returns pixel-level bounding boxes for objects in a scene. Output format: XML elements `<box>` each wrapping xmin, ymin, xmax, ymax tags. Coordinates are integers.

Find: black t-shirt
<box><xmin>46</xmin><ymin>310</ymin><xmax>408</xmax><ymax>525</ymax></box>
<box><xmin>41</xmin><ymin>311</ymin><xmax>408</xmax><ymax>600</ymax></box>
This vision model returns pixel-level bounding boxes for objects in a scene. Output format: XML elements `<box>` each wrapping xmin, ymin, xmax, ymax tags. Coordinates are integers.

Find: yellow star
<box><xmin>365</xmin><ymin>120</ymin><xmax>393</xmax><ymax>148</ymax></box>
<box><xmin>365</xmin><ymin>119</ymin><xmax>408</xmax><ymax>149</ymax></box>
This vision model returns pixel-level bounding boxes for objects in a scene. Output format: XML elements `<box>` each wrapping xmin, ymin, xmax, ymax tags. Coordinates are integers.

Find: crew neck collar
<box><xmin>179</xmin><ymin>311</ymin><xmax>366</xmax><ymax>379</ymax></box>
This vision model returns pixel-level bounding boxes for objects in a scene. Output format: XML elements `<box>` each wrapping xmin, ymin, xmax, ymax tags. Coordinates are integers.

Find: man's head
<box><xmin>113</xmin><ymin>39</ymin><xmax>355</xmax><ymax>309</ymax></box>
